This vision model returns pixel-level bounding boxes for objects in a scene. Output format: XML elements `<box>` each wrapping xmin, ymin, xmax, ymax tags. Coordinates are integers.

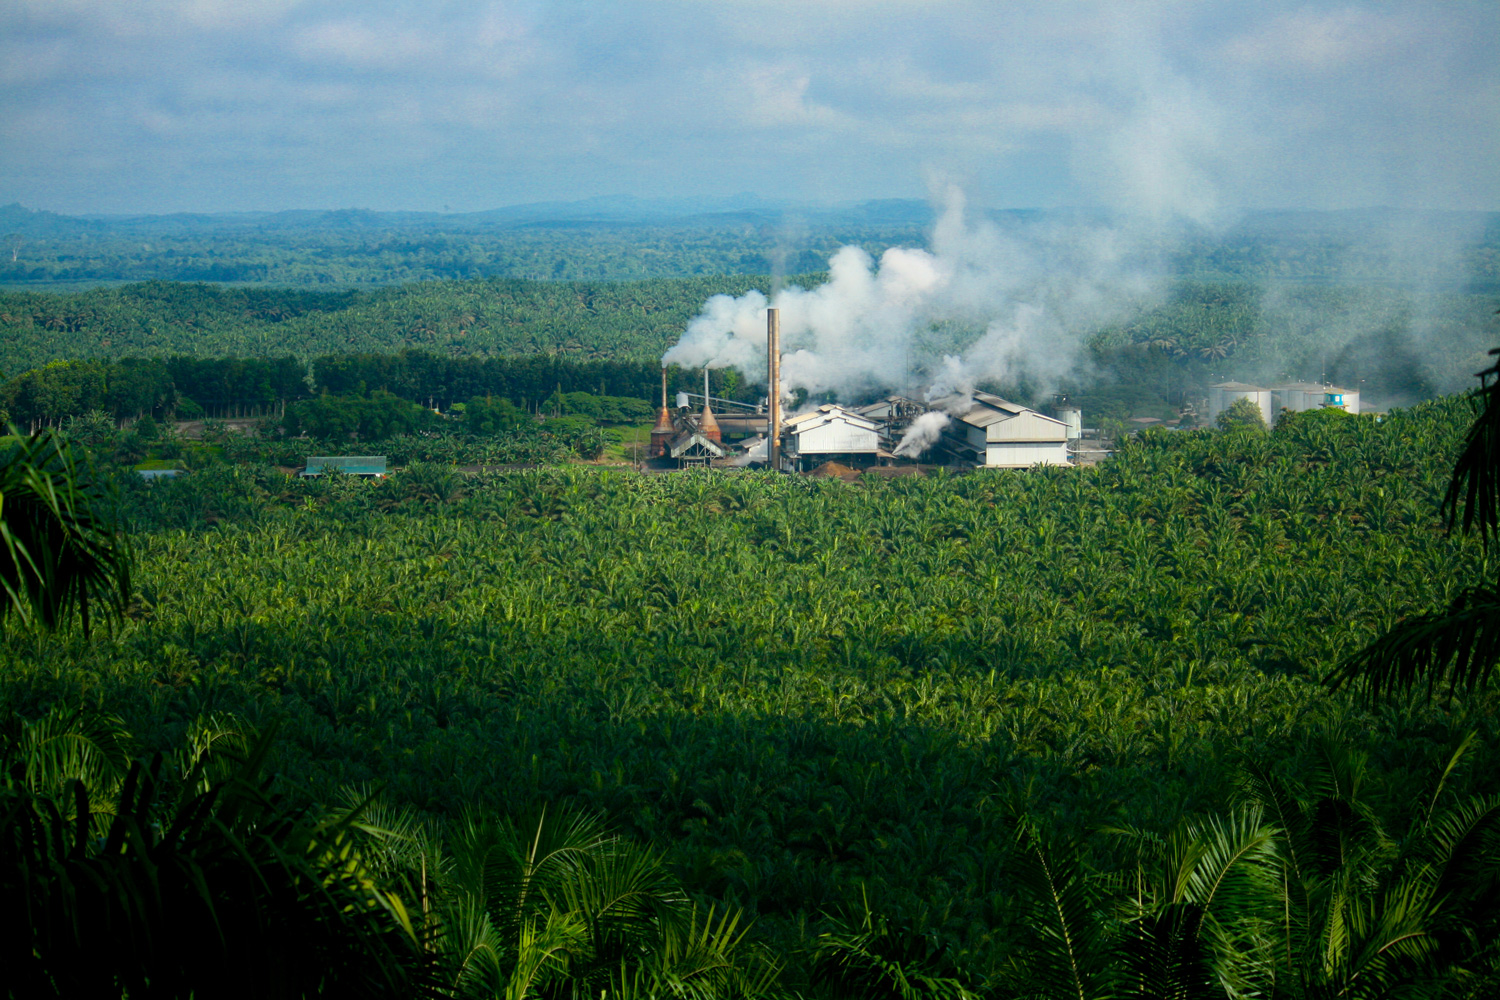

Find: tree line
<box><xmin>0</xmin><ymin>274</ymin><xmax>787</xmax><ymax>374</ymax></box>
<box><xmin>2</xmin><ymin>276</ymin><xmax>1494</xmax><ymax>414</ymax></box>
<box><xmin>0</xmin><ymin>351</ymin><xmax>744</xmax><ymax>429</ymax></box>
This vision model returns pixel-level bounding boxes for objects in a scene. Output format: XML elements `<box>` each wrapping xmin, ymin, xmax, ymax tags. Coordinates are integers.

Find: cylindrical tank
<box><xmin>1057</xmin><ymin>405</ymin><xmax>1082</xmax><ymax>442</ymax></box>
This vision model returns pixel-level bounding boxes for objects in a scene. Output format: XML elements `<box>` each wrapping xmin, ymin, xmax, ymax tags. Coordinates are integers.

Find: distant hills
<box><xmin>1</xmin><ymin>198</ymin><xmax>1496</xmax><ymax>289</ymax></box>
<box><xmin>0</xmin><ymin>195</ymin><xmax>945</xmax><ymax>236</ymax></box>
<box><xmin>4</xmin><ymin>196</ymin><xmax>1496</xmax><ymax>237</ymax></box>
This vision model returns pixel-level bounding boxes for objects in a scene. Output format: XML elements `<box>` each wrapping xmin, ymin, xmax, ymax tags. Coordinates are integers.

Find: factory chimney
<box><xmin>767</xmin><ymin>308</ymin><xmax>781</xmax><ymax>471</ymax></box>
<box><xmin>699</xmin><ymin>368</ymin><xmax>721</xmax><ymax>443</ymax></box>
<box><xmin>649</xmin><ymin>368</ymin><xmax>674</xmax><ymax>458</ymax></box>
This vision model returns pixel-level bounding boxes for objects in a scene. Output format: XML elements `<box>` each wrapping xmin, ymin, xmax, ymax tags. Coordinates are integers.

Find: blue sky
<box><xmin>3</xmin><ymin>1</ymin><xmax>1497</xmax><ymax>215</ymax></box>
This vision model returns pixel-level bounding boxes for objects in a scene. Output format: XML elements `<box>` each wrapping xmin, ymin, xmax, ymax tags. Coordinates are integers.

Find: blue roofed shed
<box><xmin>301</xmin><ymin>456</ymin><xmax>388</xmax><ymax>477</ymax></box>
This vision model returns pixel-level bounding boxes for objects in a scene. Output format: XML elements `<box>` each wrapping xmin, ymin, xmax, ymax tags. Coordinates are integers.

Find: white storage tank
<box><xmin>1208</xmin><ymin>382</ymin><xmax>1273</xmax><ymax>426</ymax></box>
<box><xmin>1056</xmin><ymin>405</ymin><xmax>1083</xmax><ymax>443</ymax></box>
<box><xmin>1272</xmin><ymin>382</ymin><xmax>1360</xmax><ymax>419</ymax></box>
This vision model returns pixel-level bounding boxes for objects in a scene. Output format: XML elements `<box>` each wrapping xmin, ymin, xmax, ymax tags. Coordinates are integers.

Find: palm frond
<box><xmin>1443</xmin><ymin>347</ymin><xmax>1500</xmax><ymax>546</ymax></box>
<box><xmin>1328</xmin><ymin>587</ymin><xmax>1500</xmax><ymax>700</ymax></box>
<box><xmin>813</xmin><ymin>900</ymin><xmax>977</xmax><ymax>1000</ymax></box>
<box><xmin>11</xmin><ymin>702</ymin><xmax>132</xmax><ymax>802</ymax></box>
<box><xmin>559</xmin><ymin>836</ymin><xmax>686</xmax><ymax>961</ymax></box>
<box><xmin>1421</xmin><ymin>731</ymin><xmax>1479</xmax><ymax>834</ymax></box>
<box><xmin>503</xmin><ymin>908</ymin><xmax>589</xmax><ymax>1000</ymax></box>
<box><xmin>1338</xmin><ymin>878</ymin><xmax>1443</xmax><ymax>998</ymax></box>
<box><xmin>1423</xmin><ymin>795</ymin><xmax>1500</xmax><ymax>912</ymax></box>
<box><xmin>0</xmin><ymin>429</ymin><xmax>130</xmax><ymax>634</ymax></box>
<box><xmin>1008</xmin><ymin>821</ymin><xmax>1109</xmax><ymax>1000</ymax></box>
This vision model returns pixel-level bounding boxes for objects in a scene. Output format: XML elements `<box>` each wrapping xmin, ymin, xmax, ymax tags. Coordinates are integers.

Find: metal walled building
<box><xmin>1272</xmin><ymin>382</ymin><xmax>1360</xmax><ymax>418</ymax></box>
<box><xmin>782</xmin><ymin>405</ymin><xmax>882</xmax><ymax>470</ymax></box>
<box><xmin>936</xmin><ymin>392</ymin><xmax>1070</xmax><ymax>468</ymax></box>
<box><xmin>666</xmin><ymin>430</ymin><xmax>726</xmax><ymax>468</ymax></box>
<box><xmin>301</xmin><ymin>456</ymin><xmax>388</xmax><ymax>478</ymax></box>
<box><xmin>1207</xmin><ymin>382</ymin><xmax>1274</xmax><ymax>426</ymax></box>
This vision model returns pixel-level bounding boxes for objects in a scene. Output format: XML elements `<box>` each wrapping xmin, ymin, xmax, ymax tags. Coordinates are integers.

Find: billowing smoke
<box><xmin>892</xmin><ymin>411</ymin><xmax>950</xmax><ymax>458</ymax></box>
<box><xmin>662</xmin><ymin>184</ymin><xmax>1163</xmax><ymax>403</ymax></box>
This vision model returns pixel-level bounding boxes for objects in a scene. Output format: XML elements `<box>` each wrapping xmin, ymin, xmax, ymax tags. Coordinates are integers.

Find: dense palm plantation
<box><xmin>3</xmin><ymin>390</ymin><xmax>1498</xmax><ymax>995</ymax></box>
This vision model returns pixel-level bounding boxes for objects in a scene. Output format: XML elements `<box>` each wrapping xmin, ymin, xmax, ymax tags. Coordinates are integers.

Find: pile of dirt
<box><xmin>806</xmin><ymin>461</ymin><xmax>860</xmax><ymax>479</ymax></box>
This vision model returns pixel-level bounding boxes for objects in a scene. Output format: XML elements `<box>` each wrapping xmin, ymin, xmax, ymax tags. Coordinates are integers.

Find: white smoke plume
<box><xmin>892</xmin><ymin>411</ymin><xmax>950</xmax><ymax>458</ymax></box>
<box><xmin>661</xmin><ymin>184</ymin><xmax>1164</xmax><ymax>404</ymax></box>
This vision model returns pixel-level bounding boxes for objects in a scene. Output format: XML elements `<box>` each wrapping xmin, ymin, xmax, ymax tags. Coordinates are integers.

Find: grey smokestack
<box><xmin>768</xmin><ymin>307</ymin><xmax>781</xmax><ymax>471</ymax></box>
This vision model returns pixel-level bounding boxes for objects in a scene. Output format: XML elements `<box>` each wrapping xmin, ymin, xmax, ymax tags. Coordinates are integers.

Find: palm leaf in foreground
<box><xmin>1443</xmin><ymin>347</ymin><xmax>1500</xmax><ymax>544</ymax></box>
<box><xmin>1334</xmin><ymin>340</ymin><xmax>1500</xmax><ymax>700</ymax></box>
<box><xmin>1007</xmin><ymin>822</ymin><xmax>1109</xmax><ymax>1000</ymax></box>
<box><xmin>1329</xmin><ymin>587</ymin><xmax>1500</xmax><ymax>700</ymax></box>
<box><xmin>0</xmin><ymin>429</ymin><xmax>130</xmax><ymax>634</ymax></box>
<box><xmin>0</xmin><ymin>727</ymin><xmax>430</xmax><ymax>998</ymax></box>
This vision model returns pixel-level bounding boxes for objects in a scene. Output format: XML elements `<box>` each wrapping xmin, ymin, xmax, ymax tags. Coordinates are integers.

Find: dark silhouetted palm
<box><xmin>0</xmin><ymin>714</ymin><xmax>432</xmax><ymax>999</ymax></box>
<box><xmin>0</xmin><ymin>428</ymin><xmax>129</xmax><ymax>633</ymax></box>
<box><xmin>1330</xmin><ymin>346</ymin><xmax>1500</xmax><ymax>699</ymax></box>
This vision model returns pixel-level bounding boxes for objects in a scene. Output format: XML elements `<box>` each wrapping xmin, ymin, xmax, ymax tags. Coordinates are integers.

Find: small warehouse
<box><xmin>781</xmin><ymin>405</ymin><xmax>883</xmax><ymax>471</ymax></box>
<box><xmin>935</xmin><ymin>392</ymin><xmax>1070</xmax><ymax>468</ymax></box>
<box><xmin>666</xmin><ymin>429</ymin><xmax>727</xmax><ymax>469</ymax></box>
<box><xmin>301</xmin><ymin>456</ymin><xmax>388</xmax><ymax>477</ymax></box>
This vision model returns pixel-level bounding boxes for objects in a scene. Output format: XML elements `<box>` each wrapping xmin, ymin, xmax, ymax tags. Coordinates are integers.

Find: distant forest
<box><xmin>3</xmin><ymin>201</ymin><xmax>1496</xmax><ymax>287</ymax></box>
<box><xmin>0</xmin><ymin>201</ymin><xmax>1496</xmax><ymax>422</ymax></box>
<box><xmin>0</xmin><ymin>277</ymin><xmax>1494</xmax><ymax>414</ymax></box>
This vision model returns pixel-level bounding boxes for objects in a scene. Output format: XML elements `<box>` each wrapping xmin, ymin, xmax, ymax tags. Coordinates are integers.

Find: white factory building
<box><xmin>936</xmin><ymin>392</ymin><xmax>1070</xmax><ymax>468</ymax></box>
<box><xmin>781</xmin><ymin>405</ymin><xmax>883</xmax><ymax>470</ymax></box>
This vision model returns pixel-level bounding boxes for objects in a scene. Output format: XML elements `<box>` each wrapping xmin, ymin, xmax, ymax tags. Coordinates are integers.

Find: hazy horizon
<box><xmin>4</xmin><ymin>2</ymin><xmax>1497</xmax><ymax>218</ymax></box>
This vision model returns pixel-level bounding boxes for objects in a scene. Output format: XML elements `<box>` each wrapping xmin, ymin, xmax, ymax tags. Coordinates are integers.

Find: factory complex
<box><xmin>637</xmin><ymin>311</ymin><xmax>1374</xmax><ymax>473</ymax></box>
<box><xmin>645</xmin><ymin>389</ymin><xmax>1078</xmax><ymax>472</ymax></box>
<box><xmin>645</xmin><ymin>309</ymin><xmax>1085</xmax><ymax>472</ymax></box>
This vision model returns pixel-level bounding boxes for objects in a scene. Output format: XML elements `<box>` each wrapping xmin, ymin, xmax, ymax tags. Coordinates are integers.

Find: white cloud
<box><xmin>0</xmin><ymin>1</ymin><xmax>1497</xmax><ymax>213</ymax></box>
<box><xmin>1223</xmin><ymin>6</ymin><xmax>1408</xmax><ymax>71</ymax></box>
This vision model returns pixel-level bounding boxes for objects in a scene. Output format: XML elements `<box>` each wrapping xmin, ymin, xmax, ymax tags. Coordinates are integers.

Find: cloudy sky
<box><xmin>3</xmin><ymin>1</ymin><xmax>1497</xmax><ymax>216</ymax></box>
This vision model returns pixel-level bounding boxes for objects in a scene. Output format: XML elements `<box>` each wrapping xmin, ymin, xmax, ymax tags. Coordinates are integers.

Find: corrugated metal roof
<box><xmin>972</xmin><ymin>391</ymin><xmax>1028</xmax><ymax>414</ymax></box>
<box><xmin>959</xmin><ymin>408</ymin><xmax>1012</xmax><ymax>427</ymax></box>
<box><xmin>783</xmin><ymin>405</ymin><xmax>880</xmax><ymax>434</ymax></box>
<box><xmin>303</xmin><ymin>456</ymin><xmax>388</xmax><ymax>476</ymax></box>
<box><xmin>668</xmin><ymin>431</ymin><xmax>727</xmax><ymax>459</ymax></box>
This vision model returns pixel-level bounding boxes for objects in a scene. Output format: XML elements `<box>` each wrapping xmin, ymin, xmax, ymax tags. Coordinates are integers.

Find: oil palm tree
<box><xmin>430</xmin><ymin>807</ymin><xmax>779</xmax><ymax>1000</ymax></box>
<box><xmin>1329</xmin><ymin>345</ymin><xmax>1500</xmax><ymax>699</ymax></box>
<box><xmin>0</xmin><ymin>428</ymin><xmax>129</xmax><ymax>634</ymax></box>
<box><xmin>0</xmin><ymin>717</ymin><xmax>431</xmax><ymax>999</ymax></box>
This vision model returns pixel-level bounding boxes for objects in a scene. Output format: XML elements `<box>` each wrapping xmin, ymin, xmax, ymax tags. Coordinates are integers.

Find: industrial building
<box><xmin>301</xmin><ymin>456</ymin><xmax>388</xmax><ymax>478</ymax></box>
<box><xmin>933</xmin><ymin>392</ymin><xmax>1071</xmax><ymax>468</ymax></box>
<box><xmin>665</xmin><ymin>428</ymin><xmax>727</xmax><ymax>467</ymax></box>
<box><xmin>781</xmin><ymin>405</ymin><xmax>885</xmax><ymax>471</ymax></box>
<box><xmin>649</xmin><ymin>309</ymin><xmax>1084</xmax><ymax>472</ymax></box>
